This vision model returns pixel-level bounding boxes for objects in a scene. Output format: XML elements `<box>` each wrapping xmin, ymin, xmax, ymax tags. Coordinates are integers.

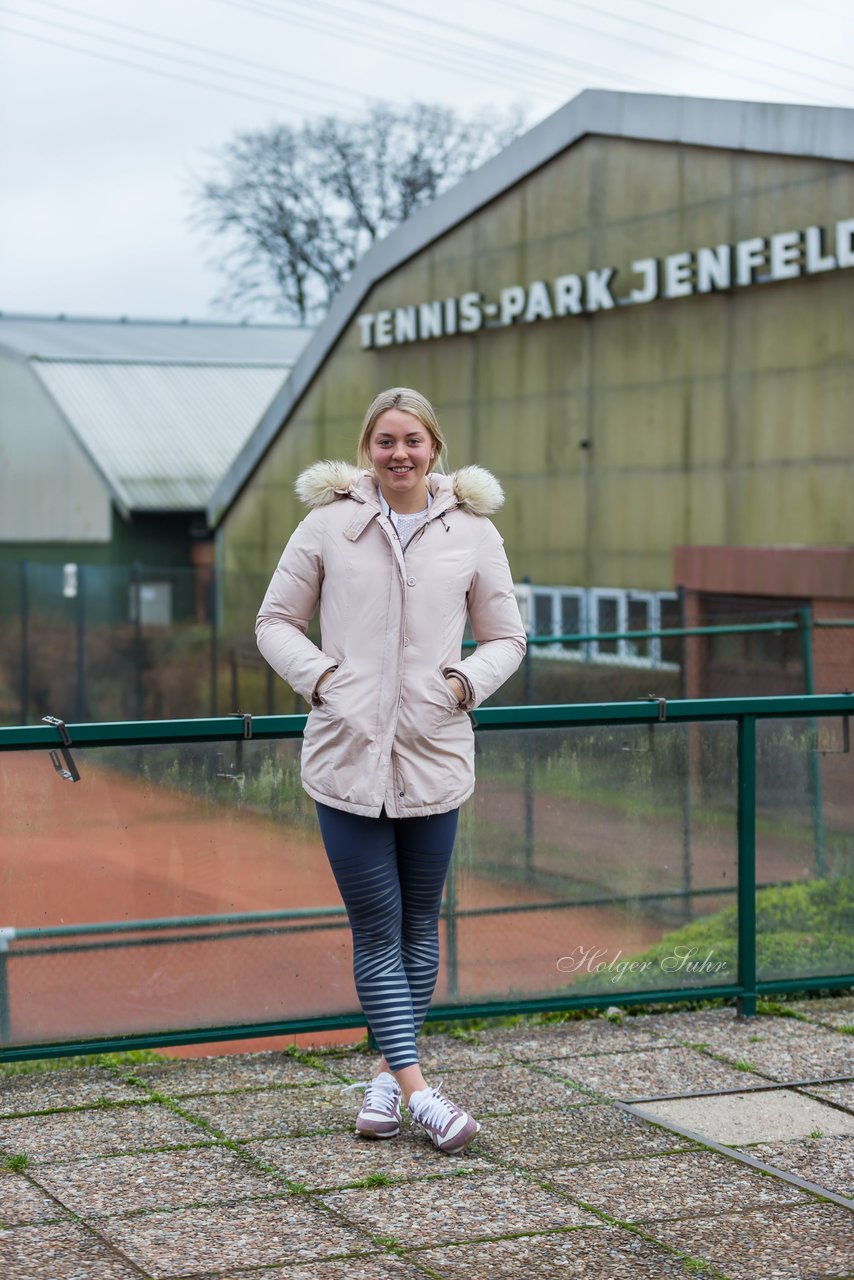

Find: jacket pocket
<box><xmin>435</xmin><ymin>669</ymin><xmax>464</xmax><ymax>714</ymax></box>
<box><xmin>317</xmin><ymin>658</ymin><xmax>348</xmax><ymax>707</ymax></box>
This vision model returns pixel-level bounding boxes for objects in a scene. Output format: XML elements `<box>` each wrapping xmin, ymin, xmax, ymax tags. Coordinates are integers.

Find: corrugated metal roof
<box><xmin>0</xmin><ymin>313</ymin><xmax>311</xmax><ymax>363</ymax></box>
<box><xmin>32</xmin><ymin>359</ymin><xmax>290</xmax><ymax>512</ymax></box>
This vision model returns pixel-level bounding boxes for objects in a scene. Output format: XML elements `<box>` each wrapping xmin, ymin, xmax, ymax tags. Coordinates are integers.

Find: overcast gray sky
<box><xmin>1</xmin><ymin>0</ymin><xmax>852</xmax><ymax>322</ymax></box>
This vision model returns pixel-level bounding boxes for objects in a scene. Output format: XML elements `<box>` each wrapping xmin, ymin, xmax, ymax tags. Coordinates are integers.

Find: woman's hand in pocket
<box><xmin>313</xmin><ymin>666</ymin><xmax>337</xmax><ymax>704</ymax></box>
<box><xmin>444</xmin><ymin>675</ymin><xmax>466</xmax><ymax>706</ymax></box>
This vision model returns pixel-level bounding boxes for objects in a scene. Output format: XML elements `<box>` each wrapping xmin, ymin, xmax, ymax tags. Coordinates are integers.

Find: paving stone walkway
<box><xmin>0</xmin><ymin>999</ymin><xmax>851</xmax><ymax>1279</ymax></box>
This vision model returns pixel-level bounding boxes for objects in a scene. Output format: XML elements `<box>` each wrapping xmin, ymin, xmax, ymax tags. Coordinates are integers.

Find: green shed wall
<box><xmin>220</xmin><ymin>136</ymin><xmax>854</xmax><ymax>595</ymax></box>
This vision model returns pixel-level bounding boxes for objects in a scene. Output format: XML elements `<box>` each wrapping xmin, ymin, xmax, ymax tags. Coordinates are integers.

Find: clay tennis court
<box><xmin>0</xmin><ymin>748</ymin><xmax>825</xmax><ymax>1058</ymax></box>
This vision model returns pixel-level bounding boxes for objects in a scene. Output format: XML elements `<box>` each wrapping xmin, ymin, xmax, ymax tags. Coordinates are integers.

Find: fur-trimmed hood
<box><xmin>294</xmin><ymin>460</ymin><xmax>504</xmax><ymax>517</ymax></box>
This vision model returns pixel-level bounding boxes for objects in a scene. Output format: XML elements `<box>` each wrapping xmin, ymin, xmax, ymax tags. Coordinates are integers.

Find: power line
<box><xmin>489</xmin><ymin>0</ymin><xmax>844</xmax><ymax>104</ymax></box>
<box><xmin>25</xmin><ymin>0</ymin><xmax>364</xmax><ymax>109</ymax></box>
<box><xmin>0</xmin><ymin>21</ymin><xmax>314</xmax><ymax>114</ymax></box>
<box><xmin>285</xmin><ymin>0</ymin><xmax>664</xmax><ymax>91</ymax></box>
<box><xmin>214</xmin><ymin>0</ymin><xmax>576</xmax><ymax>99</ymax></box>
<box><xmin>0</xmin><ymin>6</ymin><xmax>359</xmax><ymax>114</ymax></box>
<box><xmin>549</xmin><ymin>0</ymin><xmax>854</xmax><ymax>95</ymax></box>
<box><xmin>626</xmin><ymin>0</ymin><xmax>854</xmax><ymax>77</ymax></box>
<box><xmin>213</xmin><ymin>0</ymin><xmax>635</xmax><ymax>100</ymax></box>
<box><xmin>250</xmin><ymin>0</ymin><xmax>850</xmax><ymax>105</ymax></box>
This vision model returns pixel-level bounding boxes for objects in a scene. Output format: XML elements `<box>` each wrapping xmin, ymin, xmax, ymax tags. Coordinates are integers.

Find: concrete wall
<box><xmin>220</xmin><ymin>137</ymin><xmax>854</xmax><ymax>592</ymax></box>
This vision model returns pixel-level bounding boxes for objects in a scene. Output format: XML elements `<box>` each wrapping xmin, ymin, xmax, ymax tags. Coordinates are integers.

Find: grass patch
<box><xmin>567</xmin><ymin>877</ymin><xmax>853</xmax><ymax>998</ymax></box>
<box><xmin>3</xmin><ymin>1153</ymin><xmax>29</xmax><ymax>1172</ymax></box>
<box><xmin>0</xmin><ymin>1049</ymin><xmax>164</xmax><ymax>1079</ymax></box>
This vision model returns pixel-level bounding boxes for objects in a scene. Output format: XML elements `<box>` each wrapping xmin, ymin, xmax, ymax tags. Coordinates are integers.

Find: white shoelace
<box><xmin>342</xmin><ymin>1076</ymin><xmax>400</xmax><ymax>1115</ymax></box>
<box><xmin>410</xmin><ymin>1085</ymin><xmax>460</xmax><ymax>1128</ymax></box>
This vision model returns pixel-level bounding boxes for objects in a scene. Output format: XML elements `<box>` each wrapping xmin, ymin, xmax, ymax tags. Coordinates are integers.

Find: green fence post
<box><xmin>799</xmin><ymin>606</ymin><xmax>826</xmax><ymax>877</ymax></box>
<box><xmin>736</xmin><ymin>714</ymin><xmax>757</xmax><ymax>1019</ymax></box>
<box><xmin>19</xmin><ymin>560</ymin><xmax>29</xmax><ymax>724</ymax></box>
<box><xmin>522</xmin><ymin>577</ymin><xmax>534</xmax><ymax>879</ymax></box>
<box><xmin>75</xmin><ymin>564</ymin><xmax>87</xmax><ymax>723</ymax></box>
<box><xmin>444</xmin><ymin>812</ymin><xmax>464</xmax><ymax>1001</ymax></box>
<box><xmin>210</xmin><ymin>566</ymin><xmax>219</xmax><ymax>717</ymax></box>
<box><xmin>0</xmin><ymin>929</ymin><xmax>12</xmax><ymax>1043</ymax></box>
<box><xmin>132</xmin><ymin>562</ymin><xmax>144</xmax><ymax>720</ymax></box>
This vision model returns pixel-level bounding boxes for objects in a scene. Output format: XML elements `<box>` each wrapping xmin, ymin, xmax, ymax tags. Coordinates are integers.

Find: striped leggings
<box><xmin>315</xmin><ymin>801</ymin><xmax>459</xmax><ymax>1071</ymax></box>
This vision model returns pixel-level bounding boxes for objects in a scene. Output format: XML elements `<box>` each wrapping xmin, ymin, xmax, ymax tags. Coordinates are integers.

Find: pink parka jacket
<box><xmin>255</xmin><ymin>460</ymin><xmax>527</xmax><ymax>818</ymax></box>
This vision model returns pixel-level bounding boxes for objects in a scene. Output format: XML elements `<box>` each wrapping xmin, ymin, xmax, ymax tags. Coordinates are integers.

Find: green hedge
<box><xmin>567</xmin><ymin>877</ymin><xmax>853</xmax><ymax>995</ymax></box>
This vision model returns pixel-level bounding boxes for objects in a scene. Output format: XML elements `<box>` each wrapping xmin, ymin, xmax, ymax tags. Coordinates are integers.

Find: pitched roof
<box><xmin>0</xmin><ymin>314</ymin><xmax>313</xmax><ymax>515</ymax></box>
<box><xmin>0</xmin><ymin>313</ymin><xmax>309</xmax><ymax>363</ymax></box>
<box><xmin>207</xmin><ymin>89</ymin><xmax>854</xmax><ymax>527</ymax></box>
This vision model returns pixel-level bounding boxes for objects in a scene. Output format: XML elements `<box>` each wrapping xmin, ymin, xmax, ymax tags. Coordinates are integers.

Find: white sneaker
<box><xmin>408</xmin><ymin>1084</ymin><xmax>480</xmax><ymax>1154</ymax></box>
<box><xmin>345</xmin><ymin>1071</ymin><xmax>402</xmax><ymax>1139</ymax></box>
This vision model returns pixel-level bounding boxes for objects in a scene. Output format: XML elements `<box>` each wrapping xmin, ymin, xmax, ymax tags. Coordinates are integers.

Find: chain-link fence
<box><xmin>0</xmin><ymin>561</ymin><xmax>851</xmax><ymax>725</ymax></box>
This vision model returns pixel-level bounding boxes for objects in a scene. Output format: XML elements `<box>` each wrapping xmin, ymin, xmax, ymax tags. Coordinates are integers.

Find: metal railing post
<box><xmin>132</xmin><ymin>562</ymin><xmax>144</xmax><ymax>720</ymax></box>
<box><xmin>799</xmin><ymin>606</ymin><xmax>826</xmax><ymax>876</ymax></box>
<box><xmin>444</xmin><ymin>815</ymin><xmax>462</xmax><ymax>1001</ymax></box>
<box><xmin>19</xmin><ymin>560</ymin><xmax>29</xmax><ymax>724</ymax></box>
<box><xmin>75</xmin><ymin>564</ymin><xmax>87</xmax><ymax>723</ymax></box>
<box><xmin>736</xmin><ymin>714</ymin><xmax>757</xmax><ymax>1018</ymax></box>
<box><xmin>210</xmin><ymin>566</ymin><xmax>219</xmax><ymax>717</ymax></box>
<box><xmin>0</xmin><ymin>928</ymin><xmax>14</xmax><ymax>1043</ymax></box>
<box><xmin>522</xmin><ymin>577</ymin><xmax>535</xmax><ymax>879</ymax></box>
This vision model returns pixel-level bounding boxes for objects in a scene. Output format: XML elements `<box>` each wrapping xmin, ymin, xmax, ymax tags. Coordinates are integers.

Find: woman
<box><xmin>256</xmin><ymin>387</ymin><xmax>526</xmax><ymax>1154</ymax></box>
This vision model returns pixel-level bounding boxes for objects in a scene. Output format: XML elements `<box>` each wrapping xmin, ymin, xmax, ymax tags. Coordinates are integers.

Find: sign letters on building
<box><xmin>356</xmin><ymin>218</ymin><xmax>854</xmax><ymax>349</ymax></box>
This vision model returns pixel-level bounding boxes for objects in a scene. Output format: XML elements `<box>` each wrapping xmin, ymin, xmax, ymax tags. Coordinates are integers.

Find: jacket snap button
<box><xmin>407</xmin><ymin>576</ymin><xmax>416</xmax><ymax>586</ymax></box>
<box><xmin>398</xmin><ymin>790</ymin><xmax>404</xmax><ymax>797</ymax></box>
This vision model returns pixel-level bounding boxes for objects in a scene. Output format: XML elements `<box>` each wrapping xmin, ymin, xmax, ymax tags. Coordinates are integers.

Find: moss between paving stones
<box><xmin>241</xmin><ymin>1130</ymin><xmax>488</xmax><ymax>1191</ymax></box>
<box><xmin>646</xmin><ymin>1202</ymin><xmax>854</xmax><ymax>1279</ymax></box>
<box><xmin>0</xmin><ymin>1068</ymin><xmax>153</xmax><ymax>1117</ymax></box>
<box><xmin>541</xmin><ymin>1045</ymin><xmax>760</xmax><ymax>1100</ymax></box>
<box><xmin>475</xmin><ymin>1102</ymin><xmax>699</xmax><ymax>1170</ymax></box>
<box><xmin>320</xmin><ymin>1171</ymin><xmax>601</xmax><ymax>1247</ymax></box>
<box><xmin>0</xmin><ymin>1102</ymin><xmax>211</xmax><ymax>1165</ymax></box>
<box><xmin>130</xmin><ymin>1051</ymin><xmax>332</xmax><ymax>1096</ymax></box>
<box><xmin>192</xmin><ymin>1261</ymin><xmax>431</xmax><ymax>1280</ymax></box>
<box><xmin>801</xmin><ymin>1081</ymin><xmax>854</xmax><ymax>1112</ymax></box>
<box><xmin>0</xmin><ymin>1170</ymin><xmax>72</xmax><ymax>1228</ymax></box>
<box><xmin>0</xmin><ymin>1220</ymin><xmax>144</xmax><ymax>1278</ymax></box>
<box><xmin>637</xmin><ymin>1009</ymin><xmax>854</xmax><ymax>1082</ymax></box>
<box><xmin>181</xmin><ymin>1084</ymin><xmax>355</xmax><ymax>1142</ymax></box>
<box><xmin>543</xmin><ymin>1149</ymin><xmax>813</xmax><ymax>1223</ymax></box>
<box><xmin>29</xmin><ymin>1146</ymin><xmax>288</xmax><ymax>1218</ymax></box>
<box><xmin>734</xmin><ymin>1135</ymin><xmax>854</xmax><ymax>1199</ymax></box>
<box><xmin>413</xmin><ymin>1225</ymin><xmax>728</xmax><ymax>1280</ymax></box>
<box><xmin>89</xmin><ymin>1199</ymin><xmax>374</xmax><ymax>1277</ymax></box>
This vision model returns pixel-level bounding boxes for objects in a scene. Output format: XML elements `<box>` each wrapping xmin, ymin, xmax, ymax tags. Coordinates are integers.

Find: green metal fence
<box><xmin>0</xmin><ymin>692</ymin><xmax>851</xmax><ymax>1062</ymax></box>
<box><xmin>2</xmin><ymin>552</ymin><xmax>851</xmax><ymax>723</ymax></box>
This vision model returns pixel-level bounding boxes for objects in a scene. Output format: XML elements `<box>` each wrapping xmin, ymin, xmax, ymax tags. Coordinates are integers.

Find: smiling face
<box><xmin>369</xmin><ymin>408</ymin><xmax>436</xmax><ymax>513</ymax></box>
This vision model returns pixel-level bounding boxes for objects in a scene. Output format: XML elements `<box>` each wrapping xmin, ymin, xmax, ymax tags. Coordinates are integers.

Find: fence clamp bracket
<box><xmin>816</xmin><ymin>714</ymin><xmax>850</xmax><ymax>756</ymax></box>
<box><xmin>644</xmin><ymin>694</ymin><xmax>667</xmax><ymax>721</ymax></box>
<box><xmin>230</xmin><ymin>712</ymin><xmax>253</xmax><ymax>739</ymax></box>
<box><xmin>42</xmin><ymin>715</ymin><xmax>81</xmax><ymax>783</ymax></box>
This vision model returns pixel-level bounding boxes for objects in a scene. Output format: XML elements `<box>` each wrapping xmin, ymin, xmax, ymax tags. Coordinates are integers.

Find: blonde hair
<box><xmin>357</xmin><ymin>387</ymin><xmax>447</xmax><ymax>473</ymax></box>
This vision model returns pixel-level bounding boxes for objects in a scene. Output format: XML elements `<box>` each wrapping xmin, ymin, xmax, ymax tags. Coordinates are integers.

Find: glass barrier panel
<box><xmin>445</xmin><ymin>720</ymin><xmax>738</xmax><ymax>1007</ymax></box>
<box><xmin>0</xmin><ymin>738</ymin><xmax>353</xmax><ymax>1049</ymax></box>
<box><xmin>755</xmin><ymin>716</ymin><xmax>853</xmax><ymax>984</ymax></box>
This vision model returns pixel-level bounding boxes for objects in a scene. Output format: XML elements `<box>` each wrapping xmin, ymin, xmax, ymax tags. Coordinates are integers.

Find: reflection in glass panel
<box><xmin>0</xmin><ymin>739</ymin><xmax>351</xmax><ymax>1048</ymax></box>
<box><xmin>1</xmin><ymin>720</ymin><xmax>745</xmax><ymax>1052</ymax></box>
<box><xmin>755</xmin><ymin>717</ymin><xmax>853</xmax><ymax>983</ymax></box>
<box><xmin>454</xmin><ymin>722</ymin><xmax>737</xmax><ymax>1005</ymax></box>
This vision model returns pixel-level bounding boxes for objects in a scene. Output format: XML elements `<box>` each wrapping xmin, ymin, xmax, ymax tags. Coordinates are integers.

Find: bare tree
<box><xmin>194</xmin><ymin>102</ymin><xmax>525</xmax><ymax>323</ymax></box>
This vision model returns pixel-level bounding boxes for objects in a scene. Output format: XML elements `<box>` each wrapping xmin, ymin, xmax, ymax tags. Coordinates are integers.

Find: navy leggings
<box><xmin>315</xmin><ymin>801</ymin><xmax>459</xmax><ymax>1071</ymax></box>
